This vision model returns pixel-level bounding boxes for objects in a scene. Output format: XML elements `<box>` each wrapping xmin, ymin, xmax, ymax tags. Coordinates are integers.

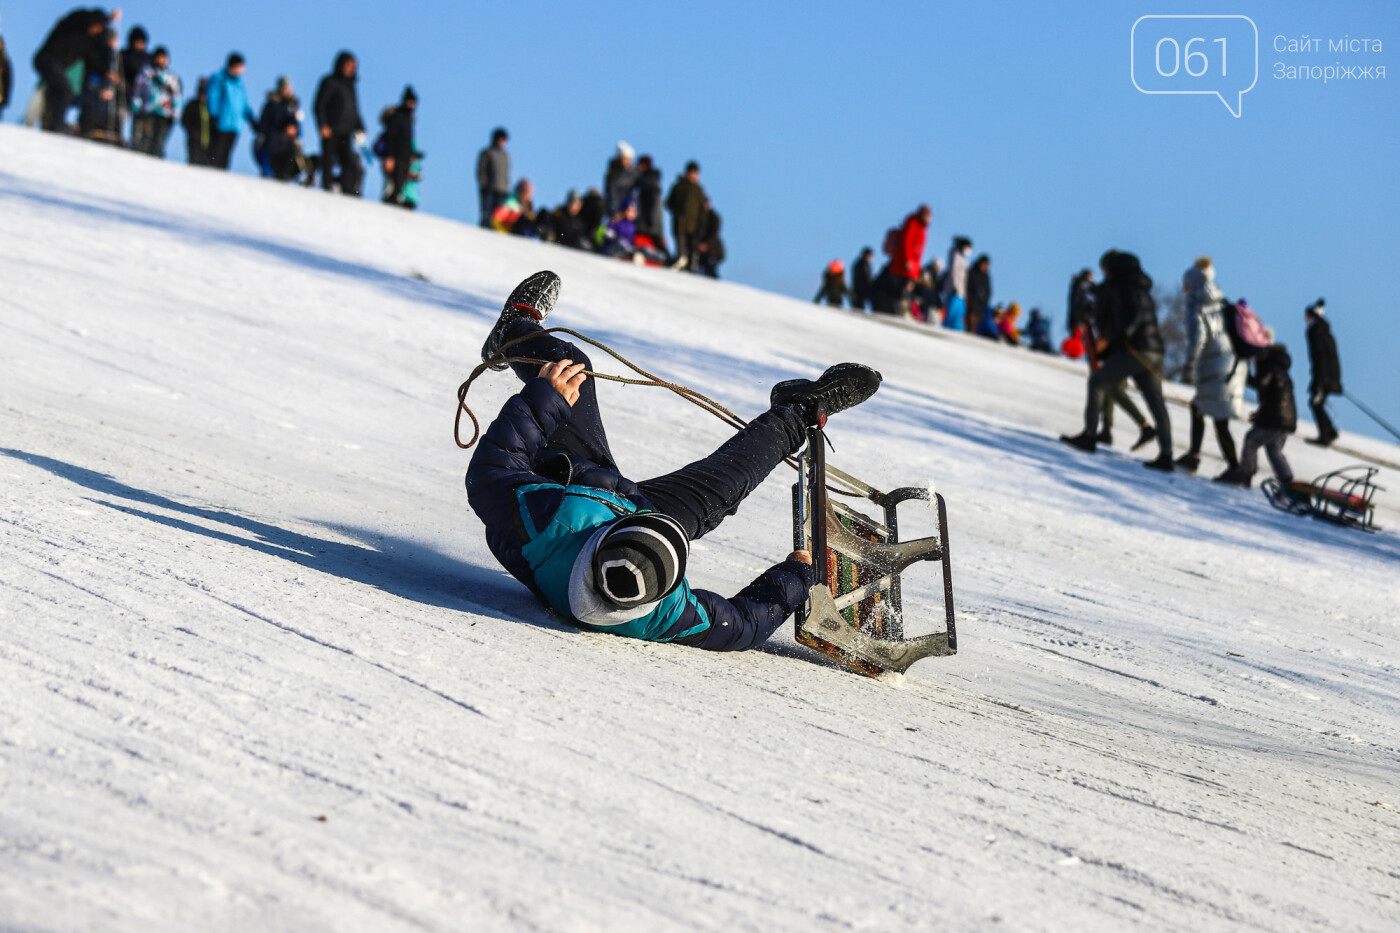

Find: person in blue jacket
<box><xmin>205</xmin><ymin>52</ymin><xmax>255</xmax><ymax>170</ymax></box>
<box><xmin>466</xmin><ymin>271</ymin><xmax>882</xmax><ymax>651</ymax></box>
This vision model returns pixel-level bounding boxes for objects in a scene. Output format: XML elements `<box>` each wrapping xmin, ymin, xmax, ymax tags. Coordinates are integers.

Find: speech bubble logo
<box><xmin>1131</xmin><ymin>15</ymin><xmax>1258</xmax><ymax>117</ymax></box>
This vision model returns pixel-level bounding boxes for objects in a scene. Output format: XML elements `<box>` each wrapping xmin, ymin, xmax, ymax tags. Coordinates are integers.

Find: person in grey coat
<box><xmin>1176</xmin><ymin>258</ymin><xmax>1244</xmax><ymax>476</ymax></box>
<box><xmin>477</xmin><ymin>127</ymin><xmax>510</xmax><ymax>227</ymax></box>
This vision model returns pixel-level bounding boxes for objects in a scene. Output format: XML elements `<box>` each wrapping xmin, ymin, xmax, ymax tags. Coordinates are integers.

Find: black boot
<box><xmin>481</xmin><ymin>271</ymin><xmax>563</xmax><ymax>370</ymax></box>
<box><xmin>1144</xmin><ymin>454</ymin><xmax>1175</xmax><ymax>472</ymax></box>
<box><xmin>1131</xmin><ymin>424</ymin><xmax>1157</xmax><ymax>452</ymax></box>
<box><xmin>1060</xmin><ymin>432</ymin><xmax>1097</xmax><ymax>453</ymax></box>
<box><xmin>1175</xmin><ymin>453</ymin><xmax>1200</xmax><ymax>474</ymax></box>
<box><xmin>770</xmin><ymin>363</ymin><xmax>882</xmax><ymax>422</ymax></box>
<box><xmin>1097</xmin><ymin>429</ymin><xmax>1113</xmax><ymax>447</ymax></box>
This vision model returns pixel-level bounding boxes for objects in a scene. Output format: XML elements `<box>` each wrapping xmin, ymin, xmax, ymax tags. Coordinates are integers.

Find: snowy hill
<box><xmin>2</xmin><ymin>126</ymin><xmax>1399</xmax><ymax>932</ymax></box>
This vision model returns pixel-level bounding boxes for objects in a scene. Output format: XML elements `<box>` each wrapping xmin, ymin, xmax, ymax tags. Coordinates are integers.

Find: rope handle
<box><xmin>454</xmin><ymin>326</ymin><xmax>854</xmax><ymax>494</ymax></box>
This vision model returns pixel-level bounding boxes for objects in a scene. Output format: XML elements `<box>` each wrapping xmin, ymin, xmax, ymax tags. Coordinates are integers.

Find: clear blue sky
<box><xmin>5</xmin><ymin>0</ymin><xmax>1397</xmax><ymax>441</ymax></box>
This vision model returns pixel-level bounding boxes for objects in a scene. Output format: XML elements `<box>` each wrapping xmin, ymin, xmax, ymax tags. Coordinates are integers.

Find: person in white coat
<box><xmin>1176</xmin><ymin>257</ymin><xmax>1244</xmax><ymax>476</ymax></box>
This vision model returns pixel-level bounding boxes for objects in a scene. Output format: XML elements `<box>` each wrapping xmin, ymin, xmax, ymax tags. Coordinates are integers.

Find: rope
<box><xmin>455</xmin><ymin>326</ymin><xmax>856</xmax><ymax>495</ymax></box>
<box><xmin>1343</xmin><ymin>391</ymin><xmax>1400</xmax><ymax>444</ymax></box>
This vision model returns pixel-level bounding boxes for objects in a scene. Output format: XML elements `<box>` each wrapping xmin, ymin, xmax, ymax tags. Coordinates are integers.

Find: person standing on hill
<box><xmin>814</xmin><ymin>261</ymin><xmax>850</xmax><ymax>307</ymax></box>
<box><xmin>890</xmin><ymin>205</ymin><xmax>932</xmax><ymax>294</ymax></box>
<box><xmin>1</xmin><ymin>23</ymin><xmax>12</xmax><ymax>118</ymax></box>
<box><xmin>315</xmin><ymin>51</ymin><xmax>365</xmax><ymax>196</ymax></box>
<box><xmin>1219</xmin><ymin>332</ymin><xmax>1296</xmax><ymax>488</ymax></box>
<box><xmin>850</xmin><ymin>248</ymin><xmax>874</xmax><ymax>311</ymax></box>
<box><xmin>181</xmin><ymin>76</ymin><xmax>210</xmax><ymax>165</ymax></box>
<box><xmin>1068</xmin><ymin>267</ymin><xmax>1153</xmax><ymax>449</ymax></box>
<box><xmin>477</xmin><ymin>128</ymin><xmax>510</xmax><ymax>227</ymax></box>
<box><xmin>634</xmin><ymin>155</ymin><xmax>667</xmax><ymax>256</ymax></box>
<box><xmin>33</xmin><ymin>7</ymin><xmax>118</xmax><ymax>132</ymax></box>
<box><xmin>205</xmin><ymin>53</ymin><xmax>255</xmax><ymax>169</ymax></box>
<box><xmin>966</xmin><ymin>254</ymin><xmax>992</xmax><ymax>335</ymax></box>
<box><xmin>1061</xmin><ymin>250</ymin><xmax>1174</xmax><ymax>471</ymax></box>
<box><xmin>380</xmin><ymin>86</ymin><xmax>417</xmax><ymax>207</ymax></box>
<box><xmin>255</xmin><ymin>76</ymin><xmax>303</xmax><ymax>180</ymax></box>
<box><xmin>666</xmin><ymin>161</ymin><xmax>706</xmax><ymax>271</ymax></box>
<box><xmin>119</xmin><ymin>24</ymin><xmax>148</xmax><ymax>111</ymax></box>
<box><xmin>129</xmin><ymin>45</ymin><xmax>180</xmax><ymax>157</ymax></box>
<box><xmin>605</xmin><ymin>141</ymin><xmax>639</xmax><ymax>214</ymax></box>
<box><xmin>695</xmin><ymin>199</ymin><xmax>724</xmax><ymax>278</ymax></box>
<box><xmin>942</xmin><ymin>237</ymin><xmax>972</xmax><ymax>330</ymax></box>
<box><xmin>1304</xmin><ymin>300</ymin><xmax>1342</xmax><ymax>446</ymax></box>
<box><xmin>1175</xmin><ymin>258</ymin><xmax>1243</xmax><ymax>476</ymax></box>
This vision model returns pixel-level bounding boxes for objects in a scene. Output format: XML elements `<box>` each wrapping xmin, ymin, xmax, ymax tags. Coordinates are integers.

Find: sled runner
<box><xmin>792</xmin><ymin>423</ymin><xmax>956</xmax><ymax>677</ymax></box>
<box><xmin>1262</xmin><ymin>466</ymin><xmax>1383</xmax><ymax>532</ymax></box>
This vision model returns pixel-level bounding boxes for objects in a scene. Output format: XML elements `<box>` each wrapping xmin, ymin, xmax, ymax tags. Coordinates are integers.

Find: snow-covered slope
<box><xmin>2</xmin><ymin>126</ymin><xmax>1398</xmax><ymax>932</ymax></box>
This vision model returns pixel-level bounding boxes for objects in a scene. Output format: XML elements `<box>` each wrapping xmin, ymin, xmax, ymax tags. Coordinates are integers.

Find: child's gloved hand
<box><xmin>541</xmin><ymin>359</ymin><xmax>588</xmax><ymax>406</ymax></box>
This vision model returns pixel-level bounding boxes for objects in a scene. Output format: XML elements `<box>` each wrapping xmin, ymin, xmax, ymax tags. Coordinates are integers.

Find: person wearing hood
<box><xmin>1303</xmin><ymin>300</ymin><xmax>1342</xmax><ymax>446</ymax></box>
<box><xmin>1175</xmin><ymin>257</ymin><xmax>1244</xmax><ymax>476</ymax></box>
<box><xmin>130</xmin><ymin>45</ymin><xmax>181</xmax><ymax>157</ymax></box>
<box><xmin>1218</xmin><ymin>330</ymin><xmax>1296</xmax><ymax>488</ymax></box>
<box><xmin>814</xmin><ymin>260</ymin><xmax>850</xmax><ymax>307</ymax></box>
<box><xmin>468</xmin><ymin>271</ymin><xmax>882</xmax><ymax>656</ymax></box>
<box><xmin>605</xmin><ymin>141</ymin><xmax>639</xmax><ymax>214</ymax></box>
<box><xmin>314</xmin><ymin>51</ymin><xmax>365</xmax><ymax>195</ymax></box>
<box><xmin>1061</xmin><ymin>250</ymin><xmax>1174</xmax><ymax>470</ymax></box>
<box><xmin>255</xmin><ymin>76</ymin><xmax>302</xmax><ymax>180</ymax></box>
<box><xmin>120</xmin><ymin>24</ymin><xmax>149</xmax><ymax>110</ymax></box>
<box><xmin>205</xmin><ymin>52</ymin><xmax>256</xmax><ymax>169</ymax></box>
<box><xmin>33</xmin><ymin>7</ymin><xmax>117</xmax><ymax>132</ymax></box>
<box><xmin>380</xmin><ymin>85</ymin><xmax>417</xmax><ymax>206</ymax></box>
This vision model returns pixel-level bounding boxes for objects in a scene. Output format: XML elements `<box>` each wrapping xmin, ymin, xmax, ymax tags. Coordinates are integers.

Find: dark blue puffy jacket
<box><xmin>466</xmin><ymin>378</ymin><xmax>812</xmax><ymax>650</ymax></box>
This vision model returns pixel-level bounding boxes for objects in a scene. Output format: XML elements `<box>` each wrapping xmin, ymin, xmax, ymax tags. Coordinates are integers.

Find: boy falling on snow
<box><xmin>467</xmin><ymin>271</ymin><xmax>881</xmax><ymax>649</ymax></box>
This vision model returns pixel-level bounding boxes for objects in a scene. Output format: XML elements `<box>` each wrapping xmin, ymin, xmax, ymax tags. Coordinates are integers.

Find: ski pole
<box><xmin>1343</xmin><ymin>390</ymin><xmax>1400</xmax><ymax>443</ymax></box>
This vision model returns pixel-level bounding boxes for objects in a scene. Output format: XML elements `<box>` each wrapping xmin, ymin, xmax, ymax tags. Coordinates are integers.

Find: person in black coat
<box><xmin>965</xmin><ymin>255</ymin><xmax>992</xmax><ymax>334</ymax></box>
<box><xmin>256</xmin><ymin>77</ymin><xmax>302</xmax><ymax>180</ymax></box>
<box><xmin>695</xmin><ymin>200</ymin><xmax>724</xmax><ymax>278</ymax></box>
<box><xmin>1303</xmin><ymin>300</ymin><xmax>1342</xmax><ymax>445</ymax></box>
<box><xmin>814</xmin><ymin>261</ymin><xmax>850</xmax><ymax>307</ymax></box>
<box><xmin>1061</xmin><ymin>250</ymin><xmax>1174</xmax><ymax>469</ymax></box>
<box><xmin>181</xmin><ymin>76</ymin><xmax>210</xmax><ymax>165</ymax></box>
<box><xmin>850</xmin><ymin>248</ymin><xmax>874</xmax><ymax>311</ymax></box>
<box><xmin>578</xmin><ymin>188</ymin><xmax>606</xmax><ymax>247</ymax></box>
<box><xmin>634</xmin><ymin>156</ymin><xmax>667</xmax><ymax>255</ymax></box>
<box><xmin>314</xmin><ymin>51</ymin><xmax>364</xmax><ymax>196</ymax></box>
<box><xmin>1</xmin><ymin>30</ymin><xmax>12</xmax><ymax>117</ymax></box>
<box><xmin>33</xmin><ymin>7</ymin><xmax>114</xmax><ymax>131</ymax></box>
<box><xmin>379</xmin><ymin>86</ymin><xmax>417</xmax><ymax>206</ymax></box>
<box><xmin>120</xmin><ymin>25</ymin><xmax>149</xmax><ymax>110</ymax></box>
<box><xmin>548</xmin><ymin>192</ymin><xmax>588</xmax><ymax>250</ymax></box>
<box><xmin>1220</xmin><ymin>337</ymin><xmax>1296</xmax><ymax>487</ymax></box>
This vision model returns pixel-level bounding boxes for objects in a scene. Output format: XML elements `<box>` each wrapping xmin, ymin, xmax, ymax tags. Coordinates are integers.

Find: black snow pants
<box><xmin>500</xmin><ymin>317</ymin><xmax>807</xmax><ymax>541</ymax></box>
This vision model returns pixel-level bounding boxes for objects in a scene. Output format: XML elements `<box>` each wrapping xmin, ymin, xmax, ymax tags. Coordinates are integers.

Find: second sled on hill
<box><xmin>791</xmin><ymin>423</ymin><xmax>956</xmax><ymax>678</ymax></box>
<box><xmin>1262</xmin><ymin>466</ymin><xmax>1383</xmax><ymax>532</ymax></box>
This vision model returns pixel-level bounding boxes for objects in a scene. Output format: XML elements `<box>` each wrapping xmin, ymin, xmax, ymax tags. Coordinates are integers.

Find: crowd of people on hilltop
<box><xmin>814</xmin><ymin>203</ymin><xmax>1348</xmax><ymax>490</ymax></box>
<box><xmin>1058</xmin><ymin>251</ymin><xmax>1343</xmax><ymax>489</ymax></box>
<box><xmin>17</xmin><ymin>8</ymin><xmax>424</xmax><ymax>209</ymax></box>
<box><xmin>475</xmin><ymin>135</ymin><xmax>725</xmax><ymax>276</ymax></box>
<box><xmin>13</xmin><ymin>8</ymin><xmax>725</xmax><ymax>272</ymax></box>
<box><xmin>814</xmin><ymin>207</ymin><xmax>1054</xmax><ymax>353</ymax></box>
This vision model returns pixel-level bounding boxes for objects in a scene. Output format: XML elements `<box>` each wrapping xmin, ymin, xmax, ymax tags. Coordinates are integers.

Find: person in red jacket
<box><xmin>891</xmin><ymin>204</ymin><xmax>932</xmax><ymax>288</ymax></box>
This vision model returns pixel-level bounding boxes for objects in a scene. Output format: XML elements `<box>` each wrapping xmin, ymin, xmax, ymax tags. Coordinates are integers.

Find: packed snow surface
<box><xmin>2</xmin><ymin>127</ymin><xmax>1399</xmax><ymax>932</ymax></box>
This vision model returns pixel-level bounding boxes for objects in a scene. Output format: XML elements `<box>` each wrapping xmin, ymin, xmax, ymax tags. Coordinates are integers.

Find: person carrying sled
<box><xmin>1060</xmin><ymin>250</ymin><xmax>1174</xmax><ymax>470</ymax></box>
<box><xmin>1176</xmin><ymin>257</ymin><xmax>1243</xmax><ymax>477</ymax></box>
<box><xmin>1304</xmin><ymin>300</ymin><xmax>1342</xmax><ymax>447</ymax></box>
<box><xmin>1218</xmin><ymin>330</ymin><xmax>1295</xmax><ymax>489</ymax></box>
<box><xmin>466</xmin><ymin>271</ymin><xmax>881</xmax><ymax>651</ymax></box>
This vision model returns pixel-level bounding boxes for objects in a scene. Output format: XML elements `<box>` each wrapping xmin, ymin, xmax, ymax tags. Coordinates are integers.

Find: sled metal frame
<box><xmin>1262</xmin><ymin>465</ymin><xmax>1383</xmax><ymax>533</ymax></box>
<box><xmin>792</xmin><ymin>423</ymin><xmax>956</xmax><ymax>677</ymax></box>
